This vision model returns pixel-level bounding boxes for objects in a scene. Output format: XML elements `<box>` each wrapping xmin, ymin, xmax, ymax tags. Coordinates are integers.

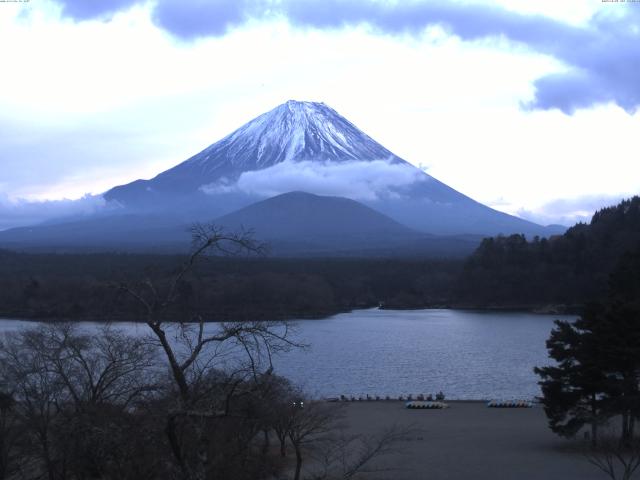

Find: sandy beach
<box><xmin>331</xmin><ymin>401</ymin><xmax>603</xmax><ymax>480</ymax></box>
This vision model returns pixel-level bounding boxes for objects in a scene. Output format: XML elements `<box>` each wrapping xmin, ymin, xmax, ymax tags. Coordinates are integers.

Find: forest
<box><xmin>0</xmin><ymin>252</ymin><xmax>461</xmax><ymax>322</ymax></box>
<box><xmin>0</xmin><ymin>196</ymin><xmax>639</xmax><ymax>322</ymax></box>
<box><xmin>457</xmin><ymin>196</ymin><xmax>640</xmax><ymax>308</ymax></box>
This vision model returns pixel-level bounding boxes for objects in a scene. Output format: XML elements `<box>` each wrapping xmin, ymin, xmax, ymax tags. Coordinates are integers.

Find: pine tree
<box><xmin>536</xmin><ymin>247</ymin><xmax>640</xmax><ymax>446</ymax></box>
<box><xmin>535</xmin><ymin>304</ymin><xmax>609</xmax><ymax>445</ymax></box>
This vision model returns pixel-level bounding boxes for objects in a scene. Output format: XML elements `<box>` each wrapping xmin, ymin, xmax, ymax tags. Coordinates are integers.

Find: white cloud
<box><xmin>459</xmin><ymin>0</ymin><xmax>602</xmax><ymax>27</ymax></box>
<box><xmin>200</xmin><ymin>159</ymin><xmax>427</xmax><ymax>201</ymax></box>
<box><xmin>518</xmin><ymin>195</ymin><xmax>631</xmax><ymax>226</ymax></box>
<box><xmin>0</xmin><ymin>4</ymin><xmax>557</xmax><ymax>199</ymax></box>
<box><xmin>513</xmin><ymin>194</ymin><xmax>629</xmax><ymax>226</ymax></box>
<box><xmin>0</xmin><ymin>194</ymin><xmax>111</xmax><ymax>231</ymax></box>
<box><xmin>0</xmin><ymin>0</ymin><xmax>637</xmax><ymax>231</ymax></box>
<box><xmin>411</xmin><ymin>104</ymin><xmax>640</xmax><ymax>219</ymax></box>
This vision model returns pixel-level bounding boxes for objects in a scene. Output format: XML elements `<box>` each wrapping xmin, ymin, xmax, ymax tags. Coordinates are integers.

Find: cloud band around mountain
<box><xmin>199</xmin><ymin>159</ymin><xmax>427</xmax><ymax>201</ymax></box>
<box><xmin>0</xmin><ymin>194</ymin><xmax>109</xmax><ymax>231</ymax></box>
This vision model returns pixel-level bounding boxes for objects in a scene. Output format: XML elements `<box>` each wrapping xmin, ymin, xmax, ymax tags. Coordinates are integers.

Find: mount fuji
<box><xmin>105</xmin><ymin>100</ymin><xmax>405</xmax><ymax>207</ymax></box>
<box><xmin>105</xmin><ymin>100</ymin><xmax>560</xmax><ymax>237</ymax></box>
<box><xmin>0</xmin><ymin>100</ymin><xmax>563</xmax><ymax>254</ymax></box>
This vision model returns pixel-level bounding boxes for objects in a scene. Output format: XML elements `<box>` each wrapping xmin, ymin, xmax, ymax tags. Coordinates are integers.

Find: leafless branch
<box><xmin>584</xmin><ymin>427</ymin><xmax>640</xmax><ymax>480</ymax></box>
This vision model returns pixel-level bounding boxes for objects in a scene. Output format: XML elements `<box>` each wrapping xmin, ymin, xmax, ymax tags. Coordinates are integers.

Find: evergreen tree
<box><xmin>536</xmin><ymin>247</ymin><xmax>640</xmax><ymax>445</ymax></box>
<box><xmin>535</xmin><ymin>304</ymin><xmax>609</xmax><ymax>445</ymax></box>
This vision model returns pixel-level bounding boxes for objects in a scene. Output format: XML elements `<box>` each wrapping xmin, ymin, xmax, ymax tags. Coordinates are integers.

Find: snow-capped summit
<box><xmin>186</xmin><ymin>100</ymin><xmax>399</xmax><ymax>171</ymax></box>
<box><xmin>105</xmin><ymin>99</ymin><xmax>405</xmax><ymax>204</ymax></box>
<box><xmin>157</xmin><ymin>101</ymin><xmax>397</xmax><ymax>184</ymax></box>
<box><xmin>104</xmin><ymin>100</ymin><xmax>564</xmax><ymax>237</ymax></box>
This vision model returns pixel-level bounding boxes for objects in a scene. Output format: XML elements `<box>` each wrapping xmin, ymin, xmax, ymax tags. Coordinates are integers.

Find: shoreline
<box><xmin>0</xmin><ymin>304</ymin><xmax>581</xmax><ymax>324</ymax></box>
<box><xmin>380</xmin><ymin>303</ymin><xmax>583</xmax><ymax>315</ymax></box>
<box><xmin>324</xmin><ymin>397</ymin><xmax>543</xmax><ymax>404</ymax></box>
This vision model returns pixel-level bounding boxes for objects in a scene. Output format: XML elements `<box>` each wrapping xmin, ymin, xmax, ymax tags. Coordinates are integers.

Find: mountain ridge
<box><xmin>105</xmin><ymin>100</ymin><xmax>403</xmax><ymax>204</ymax></box>
<box><xmin>0</xmin><ymin>191</ymin><xmax>482</xmax><ymax>257</ymax></box>
<box><xmin>104</xmin><ymin>100</ymin><xmax>563</xmax><ymax>237</ymax></box>
<box><xmin>0</xmin><ymin>100</ymin><xmax>566</xmax><ymax>254</ymax></box>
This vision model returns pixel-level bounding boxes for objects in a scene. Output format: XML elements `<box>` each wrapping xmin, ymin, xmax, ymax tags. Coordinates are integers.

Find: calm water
<box><xmin>0</xmin><ymin>309</ymin><xmax>574</xmax><ymax>400</ymax></box>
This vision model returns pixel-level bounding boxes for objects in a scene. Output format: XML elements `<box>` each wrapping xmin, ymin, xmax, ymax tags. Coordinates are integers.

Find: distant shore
<box><xmin>380</xmin><ymin>303</ymin><xmax>583</xmax><ymax>315</ymax></box>
<box><xmin>0</xmin><ymin>303</ymin><xmax>583</xmax><ymax>324</ymax></box>
<box><xmin>0</xmin><ymin>303</ymin><xmax>582</xmax><ymax>324</ymax></box>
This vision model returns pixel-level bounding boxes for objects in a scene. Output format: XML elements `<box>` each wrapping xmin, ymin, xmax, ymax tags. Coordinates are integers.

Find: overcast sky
<box><xmin>0</xmin><ymin>0</ymin><xmax>638</xmax><ymax>228</ymax></box>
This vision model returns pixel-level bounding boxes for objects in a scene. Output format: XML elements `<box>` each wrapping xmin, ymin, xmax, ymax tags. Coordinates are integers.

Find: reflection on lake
<box><xmin>0</xmin><ymin>308</ymin><xmax>574</xmax><ymax>400</ymax></box>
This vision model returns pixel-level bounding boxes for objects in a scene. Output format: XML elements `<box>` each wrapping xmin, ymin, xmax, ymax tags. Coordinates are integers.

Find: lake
<box><xmin>0</xmin><ymin>308</ymin><xmax>574</xmax><ymax>400</ymax></box>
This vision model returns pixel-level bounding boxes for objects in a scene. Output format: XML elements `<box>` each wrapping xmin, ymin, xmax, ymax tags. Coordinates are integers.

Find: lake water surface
<box><xmin>0</xmin><ymin>309</ymin><xmax>575</xmax><ymax>400</ymax></box>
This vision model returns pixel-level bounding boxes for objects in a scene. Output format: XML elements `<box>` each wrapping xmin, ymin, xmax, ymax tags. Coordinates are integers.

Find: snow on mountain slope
<box><xmin>105</xmin><ymin>100</ymin><xmax>405</xmax><ymax>202</ymax></box>
<box><xmin>104</xmin><ymin>100</ymin><xmax>564</xmax><ymax>237</ymax></box>
<box><xmin>189</xmin><ymin>100</ymin><xmax>399</xmax><ymax>171</ymax></box>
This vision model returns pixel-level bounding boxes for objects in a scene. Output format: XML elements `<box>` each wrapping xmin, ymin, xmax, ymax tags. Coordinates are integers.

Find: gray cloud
<box><xmin>0</xmin><ymin>194</ymin><xmax>110</xmax><ymax>231</ymax></box>
<box><xmin>52</xmin><ymin>0</ymin><xmax>261</xmax><ymax>38</ymax></box>
<box><xmin>49</xmin><ymin>0</ymin><xmax>640</xmax><ymax>113</ymax></box>
<box><xmin>151</xmin><ymin>0</ymin><xmax>256</xmax><ymax>40</ymax></box>
<box><xmin>527</xmin><ymin>71</ymin><xmax>609</xmax><ymax>114</ymax></box>
<box><xmin>53</xmin><ymin>0</ymin><xmax>141</xmax><ymax>20</ymax></box>
<box><xmin>281</xmin><ymin>1</ymin><xmax>639</xmax><ymax>114</ymax></box>
<box><xmin>283</xmin><ymin>1</ymin><xmax>578</xmax><ymax>44</ymax></box>
<box><xmin>525</xmin><ymin>10</ymin><xmax>640</xmax><ymax>114</ymax></box>
<box><xmin>200</xmin><ymin>159</ymin><xmax>427</xmax><ymax>200</ymax></box>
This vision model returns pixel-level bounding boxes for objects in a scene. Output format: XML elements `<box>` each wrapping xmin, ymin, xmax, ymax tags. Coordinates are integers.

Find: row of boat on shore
<box><xmin>327</xmin><ymin>395</ymin><xmax>534</xmax><ymax>408</ymax></box>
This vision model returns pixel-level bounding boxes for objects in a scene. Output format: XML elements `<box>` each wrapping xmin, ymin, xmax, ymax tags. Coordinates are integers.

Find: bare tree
<box><xmin>280</xmin><ymin>396</ymin><xmax>415</xmax><ymax>480</ymax></box>
<box><xmin>1</xmin><ymin>328</ymin><xmax>70</xmax><ymax>480</ymax></box>
<box><xmin>0</xmin><ymin>391</ymin><xmax>20</xmax><ymax>480</ymax></box>
<box><xmin>20</xmin><ymin>324</ymin><xmax>157</xmax><ymax>411</ymax></box>
<box><xmin>584</xmin><ymin>426</ymin><xmax>640</xmax><ymax>480</ymax></box>
<box><xmin>118</xmin><ymin>223</ymin><xmax>301</xmax><ymax>480</ymax></box>
<box><xmin>287</xmin><ymin>400</ymin><xmax>344</xmax><ymax>480</ymax></box>
<box><xmin>0</xmin><ymin>323</ymin><xmax>160</xmax><ymax>480</ymax></box>
<box><xmin>0</xmin><ymin>225</ymin><xmax>303</xmax><ymax>480</ymax></box>
<box><xmin>309</xmin><ymin>424</ymin><xmax>416</xmax><ymax>480</ymax></box>
<box><xmin>238</xmin><ymin>372</ymin><xmax>295</xmax><ymax>457</ymax></box>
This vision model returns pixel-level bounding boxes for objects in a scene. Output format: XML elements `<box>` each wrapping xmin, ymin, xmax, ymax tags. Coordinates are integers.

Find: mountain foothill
<box><xmin>0</xmin><ymin>100</ymin><xmax>564</xmax><ymax>256</ymax></box>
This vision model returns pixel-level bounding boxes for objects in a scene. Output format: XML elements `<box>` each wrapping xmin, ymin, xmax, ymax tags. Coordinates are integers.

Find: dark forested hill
<box><xmin>456</xmin><ymin>196</ymin><xmax>640</xmax><ymax>308</ymax></box>
<box><xmin>0</xmin><ymin>251</ymin><xmax>462</xmax><ymax>321</ymax></box>
<box><xmin>2</xmin><ymin>197</ymin><xmax>639</xmax><ymax>322</ymax></box>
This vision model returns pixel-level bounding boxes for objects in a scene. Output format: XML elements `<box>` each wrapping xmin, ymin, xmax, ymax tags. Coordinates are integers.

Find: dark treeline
<box><xmin>0</xmin><ymin>250</ymin><xmax>462</xmax><ymax>321</ymax></box>
<box><xmin>457</xmin><ymin>196</ymin><xmax>640</xmax><ymax>309</ymax></box>
<box><xmin>2</xmin><ymin>196</ymin><xmax>640</xmax><ymax>321</ymax></box>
